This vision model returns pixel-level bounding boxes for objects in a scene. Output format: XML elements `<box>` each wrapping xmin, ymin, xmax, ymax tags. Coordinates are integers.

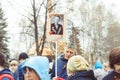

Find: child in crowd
<box><xmin>22</xmin><ymin>56</ymin><xmax>50</xmax><ymax>80</ymax></box>
<box><xmin>9</xmin><ymin>59</ymin><xmax>18</xmax><ymax>73</ymax></box>
<box><xmin>102</xmin><ymin>47</ymin><xmax>120</xmax><ymax>80</ymax></box>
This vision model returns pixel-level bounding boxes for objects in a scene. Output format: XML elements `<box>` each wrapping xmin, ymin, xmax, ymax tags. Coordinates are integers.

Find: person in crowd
<box><xmin>51</xmin><ymin>15</ymin><xmax>63</xmax><ymax>35</ymax></box>
<box><xmin>103</xmin><ymin>62</ymin><xmax>112</xmax><ymax>74</ymax></box>
<box><xmin>102</xmin><ymin>47</ymin><xmax>120</xmax><ymax>80</ymax></box>
<box><xmin>18</xmin><ymin>52</ymin><xmax>29</xmax><ymax>63</ymax></box>
<box><xmin>9</xmin><ymin>59</ymin><xmax>19</xmax><ymax>73</ymax></box>
<box><xmin>22</xmin><ymin>56</ymin><xmax>50</xmax><ymax>80</ymax></box>
<box><xmin>94</xmin><ymin>60</ymin><xmax>106</xmax><ymax>80</ymax></box>
<box><xmin>51</xmin><ymin>43</ymin><xmax>76</xmax><ymax>79</ymax></box>
<box><xmin>0</xmin><ymin>53</ymin><xmax>14</xmax><ymax>80</ymax></box>
<box><xmin>66</xmin><ymin>55</ymin><xmax>97</xmax><ymax>80</ymax></box>
<box><xmin>9</xmin><ymin>59</ymin><xmax>19</xmax><ymax>80</ymax></box>
<box><xmin>14</xmin><ymin>52</ymin><xmax>29</xmax><ymax>80</ymax></box>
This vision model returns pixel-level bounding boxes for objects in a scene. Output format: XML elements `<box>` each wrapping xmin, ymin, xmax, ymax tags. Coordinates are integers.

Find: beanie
<box><xmin>67</xmin><ymin>55</ymin><xmax>89</xmax><ymax>75</ymax></box>
<box><xmin>94</xmin><ymin>60</ymin><xmax>103</xmax><ymax>70</ymax></box>
<box><xmin>19</xmin><ymin>52</ymin><xmax>28</xmax><ymax>60</ymax></box>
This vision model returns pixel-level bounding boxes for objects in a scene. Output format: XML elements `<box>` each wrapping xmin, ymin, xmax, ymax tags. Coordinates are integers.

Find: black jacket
<box><xmin>51</xmin><ymin>23</ymin><xmax>63</xmax><ymax>35</ymax></box>
<box><xmin>102</xmin><ymin>71</ymin><xmax>120</xmax><ymax>80</ymax></box>
<box><xmin>66</xmin><ymin>70</ymin><xmax>97</xmax><ymax>80</ymax></box>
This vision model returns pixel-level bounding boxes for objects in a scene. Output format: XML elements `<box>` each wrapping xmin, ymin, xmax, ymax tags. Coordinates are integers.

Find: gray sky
<box><xmin>1</xmin><ymin>0</ymin><xmax>120</xmax><ymax>57</ymax></box>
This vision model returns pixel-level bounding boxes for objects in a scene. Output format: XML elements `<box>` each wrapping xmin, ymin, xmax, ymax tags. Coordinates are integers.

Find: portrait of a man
<box><xmin>50</xmin><ymin>15</ymin><xmax>63</xmax><ymax>35</ymax></box>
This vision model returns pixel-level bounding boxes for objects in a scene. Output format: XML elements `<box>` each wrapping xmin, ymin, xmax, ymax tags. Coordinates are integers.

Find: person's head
<box><xmin>54</xmin><ymin>16</ymin><xmax>60</xmax><ymax>24</ymax></box>
<box><xmin>19</xmin><ymin>52</ymin><xmax>28</xmax><ymax>63</ymax></box>
<box><xmin>109</xmin><ymin>47</ymin><xmax>120</xmax><ymax>73</ymax></box>
<box><xmin>9</xmin><ymin>59</ymin><xmax>18</xmax><ymax>73</ymax></box>
<box><xmin>103</xmin><ymin>62</ymin><xmax>111</xmax><ymax>72</ymax></box>
<box><xmin>64</xmin><ymin>43</ymin><xmax>76</xmax><ymax>60</ymax></box>
<box><xmin>0</xmin><ymin>53</ymin><xmax>8</xmax><ymax>68</ymax></box>
<box><xmin>22</xmin><ymin>56</ymin><xmax>50</xmax><ymax>80</ymax></box>
<box><xmin>67</xmin><ymin>55</ymin><xmax>89</xmax><ymax>76</ymax></box>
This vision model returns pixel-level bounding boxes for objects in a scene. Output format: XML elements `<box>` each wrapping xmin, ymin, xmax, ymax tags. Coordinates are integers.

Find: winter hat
<box><xmin>94</xmin><ymin>60</ymin><xmax>103</xmax><ymax>70</ymax></box>
<box><xmin>67</xmin><ymin>55</ymin><xmax>89</xmax><ymax>75</ymax></box>
<box><xmin>19</xmin><ymin>52</ymin><xmax>28</xmax><ymax>60</ymax></box>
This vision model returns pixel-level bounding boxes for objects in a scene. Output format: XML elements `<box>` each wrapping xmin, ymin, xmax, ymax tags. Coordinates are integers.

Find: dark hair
<box><xmin>109</xmin><ymin>47</ymin><xmax>120</xmax><ymax>69</ymax></box>
<box><xmin>19</xmin><ymin>52</ymin><xmax>28</xmax><ymax>60</ymax></box>
<box><xmin>0</xmin><ymin>53</ymin><xmax>8</xmax><ymax>67</ymax></box>
<box><xmin>9</xmin><ymin>58</ymin><xmax>18</xmax><ymax>63</ymax></box>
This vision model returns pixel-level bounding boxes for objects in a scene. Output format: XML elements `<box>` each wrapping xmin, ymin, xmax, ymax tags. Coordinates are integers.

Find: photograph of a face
<box><xmin>50</xmin><ymin>14</ymin><xmax>64</xmax><ymax>35</ymax></box>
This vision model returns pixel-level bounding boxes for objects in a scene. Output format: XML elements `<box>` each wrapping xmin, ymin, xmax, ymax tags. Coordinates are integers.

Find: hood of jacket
<box><xmin>66</xmin><ymin>70</ymin><xmax>97</xmax><ymax>80</ymax></box>
<box><xmin>94</xmin><ymin>60</ymin><xmax>103</xmax><ymax>69</ymax></box>
<box><xmin>22</xmin><ymin>56</ymin><xmax>50</xmax><ymax>80</ymax></box>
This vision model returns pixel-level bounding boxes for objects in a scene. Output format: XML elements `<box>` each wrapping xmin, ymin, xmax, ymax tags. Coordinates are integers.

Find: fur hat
<box><xmin>67</xmin><ymin>55</ymin><xmax>89</xmax><ymax>75</ymax></box>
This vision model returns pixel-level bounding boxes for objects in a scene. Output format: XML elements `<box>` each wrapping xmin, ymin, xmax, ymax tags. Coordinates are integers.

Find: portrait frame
<box><xmin>49</xmin><ymin>14</ymin><xmax>64</xmax><ymax>35</ymax></box>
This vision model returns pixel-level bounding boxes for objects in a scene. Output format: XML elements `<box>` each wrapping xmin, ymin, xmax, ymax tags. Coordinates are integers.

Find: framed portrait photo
<box><xmin>50</xmin><ymin>14</ymin><xmax>64</xmax><ymax>35</ymax></box>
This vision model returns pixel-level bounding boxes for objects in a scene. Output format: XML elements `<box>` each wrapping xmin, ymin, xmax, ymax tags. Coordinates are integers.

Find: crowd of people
<box><xmin>0</xmin><ymin>43</ymin><xmax>120</xmax><ymax>80</ymax></box>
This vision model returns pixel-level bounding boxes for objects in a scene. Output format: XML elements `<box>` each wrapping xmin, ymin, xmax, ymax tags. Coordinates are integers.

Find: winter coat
<box><xmin>66</xmin><ymin>70</ymin><xmax>97</xmax><ymax>80</ymax></box>
<box><xmin>14</xmin><ymin>60</ymin><xmax>26</xmax><ymax>80</ymax></box>
<box><xmin>22</xmin><ymin>56</ymin><xmax>50</xmax><ymax>80</ymax></box>
<box><xmin>51</xmin><ymin>55</ymin><xmax>68</xmax><ymax>79</ymax></box>
<box><xmin>102</xmin><ymin>71</ymin><xmax>120</xmax><ymax>80</ymax></box>
<box><xmin>0</xmin><ymin>68</ymin><xmax>14</xmax><ymax>80</ymax></box>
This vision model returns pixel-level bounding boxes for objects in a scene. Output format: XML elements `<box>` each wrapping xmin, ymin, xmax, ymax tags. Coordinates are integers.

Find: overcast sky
<box><xmin>1</xmin><ymin>0</ymin><xmax>120</xmax><ymax>56</ymax></box>
<box><xmin>1</xmin><ymin>0</ymin><xmax>120</xmax><ymax>30</ymax></box>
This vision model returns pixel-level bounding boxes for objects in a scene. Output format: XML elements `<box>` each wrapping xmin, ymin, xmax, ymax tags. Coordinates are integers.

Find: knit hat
<box><xmin>94</xmin><ymin>60</ymin><xmax>103</xmax><ymax>70</ymax></box>
<box><xmin>19</xmin><ymin>52</ymin><xmax>28</xmax><ymax>60</ymax></box>
<box><xmin>67</xmin><ymin>55</ymin><xmax>89</xmax><ymax>75</ymax></box>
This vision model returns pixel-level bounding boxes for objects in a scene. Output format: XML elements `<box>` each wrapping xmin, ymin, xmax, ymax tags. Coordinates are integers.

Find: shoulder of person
<box><xmin>0</xmin><ymin>74</ymin><xmax>14</xmax><ymax>80</ymax></box>
<box><xmin>102</xmin><ymin>71</ymin><xmax>115</xmax><ymax>80</ymax></box>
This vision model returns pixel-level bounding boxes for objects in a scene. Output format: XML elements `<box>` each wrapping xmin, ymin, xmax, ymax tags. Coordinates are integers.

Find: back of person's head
<box><xmin>22</xmin><ymin>56</ymin><xmax>50</xmax><ymax>80</ymax></box>
<box><xmin>109</xmin><ymin>47</ymin><xmax>120</xmax><ymax>69</ymax></box>
<box><xmin>0</xmin><ymin>53</ymin><xmax>8</xmax><ymax>67</ymax></box>
<box><xmin>94</xmin><ymin>60</ymin><xmax>103</xmax><ymax>70</ymax></box>
<box><xmin>19</xmin><ymin>52</ymin><xmax>28</xmax><ymax>61</ymax></box>
<box><xmin>67</xmin><ymin>55</ymin><xmax>89</xmax><ymax>75</ymax></box>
